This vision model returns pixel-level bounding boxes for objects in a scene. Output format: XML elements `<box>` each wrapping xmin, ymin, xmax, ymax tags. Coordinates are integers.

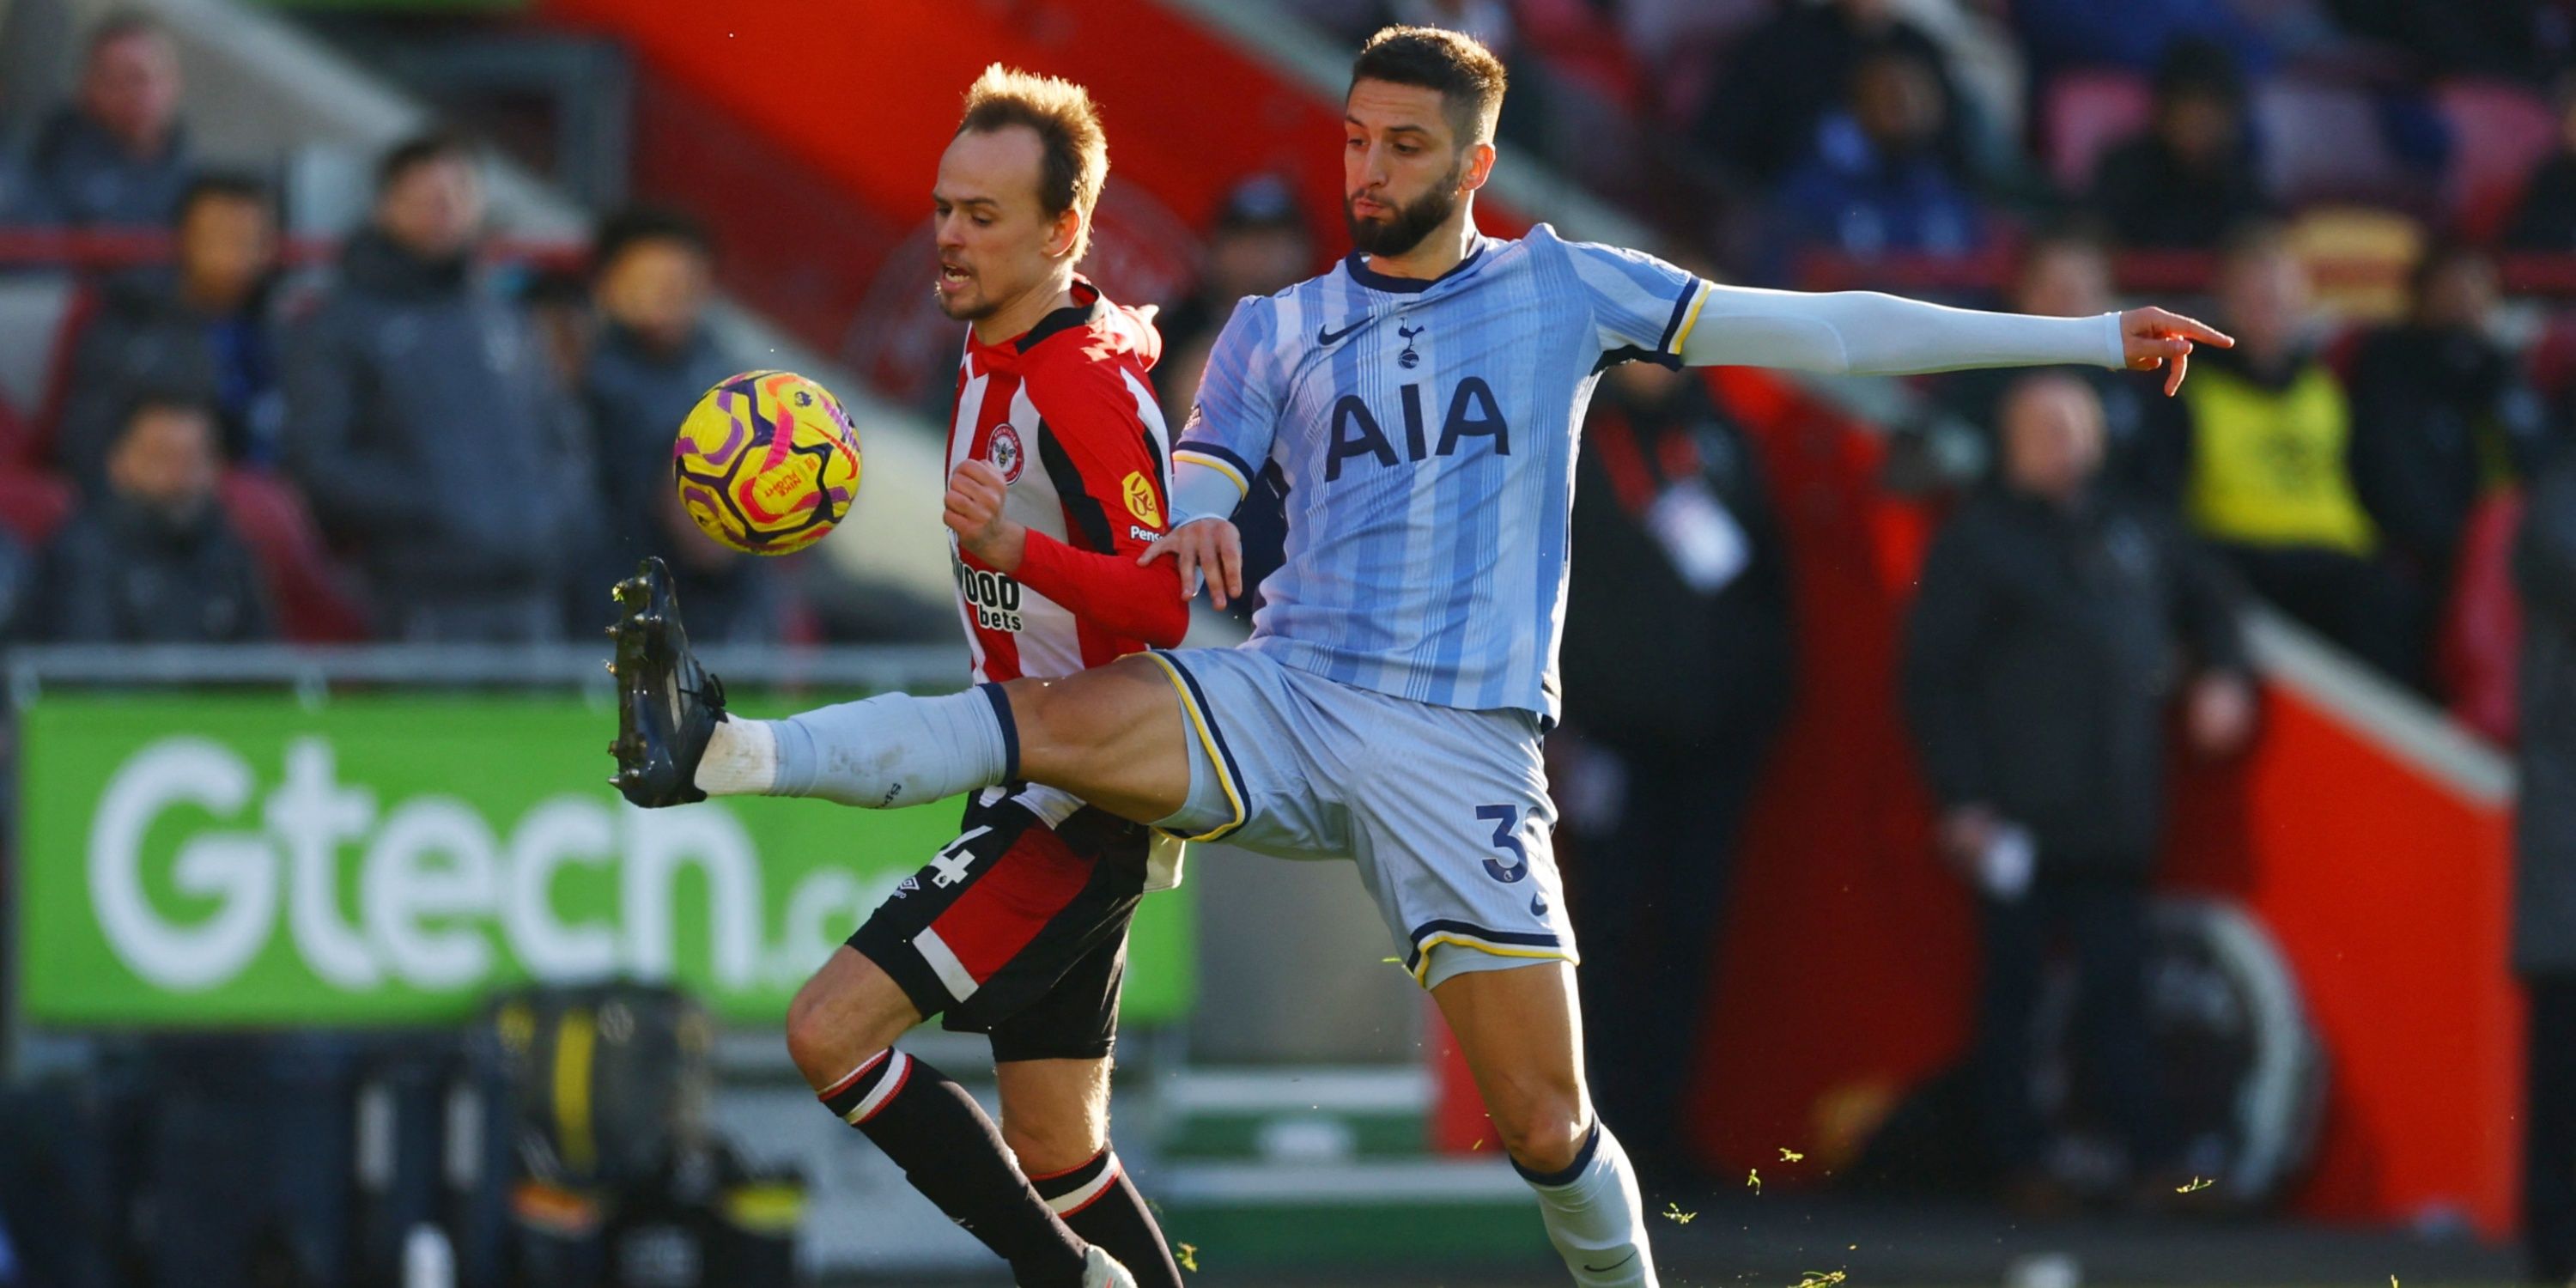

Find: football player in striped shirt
<box><xmin>617</xmin><ymin>27</ymin><xmax>2230</xmax><ymax>1288</ymax></box>
<box><xmin>616</xmin><ymin>66</ymin><xmax>1184</xmax><ymax>1288</ymax></box>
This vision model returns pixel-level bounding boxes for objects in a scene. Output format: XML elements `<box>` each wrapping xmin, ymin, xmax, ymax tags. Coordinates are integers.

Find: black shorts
<box><xmin>848</xmin><ymin>787</ymin><xmax>1148</xmax><ymax>1063</ymax></box>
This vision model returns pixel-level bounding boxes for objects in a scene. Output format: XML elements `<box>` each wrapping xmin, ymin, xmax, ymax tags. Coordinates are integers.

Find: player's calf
<box><xmin>999</xmin><ymin>1060</ymin><xmax>1183</xmax><ymax>1288</ymax></box>
<box><xmin>1437</xmin><ymin>963</ymin><xmax>1658</xmax><ymax>1287</ymax></box>
<box><xmin>792</xmin><ymin>948</ymin><xmax>1102</xmax><ymax>1288</ymax></box>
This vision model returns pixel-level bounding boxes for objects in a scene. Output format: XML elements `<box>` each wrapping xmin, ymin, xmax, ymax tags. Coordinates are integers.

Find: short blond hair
<box><xmin>958</xmin><ymin>64</ymin><xmax>1109</xmax><ymax>261</ymax></box>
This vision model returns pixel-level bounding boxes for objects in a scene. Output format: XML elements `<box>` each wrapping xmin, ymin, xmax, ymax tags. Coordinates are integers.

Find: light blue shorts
<box><xmin>1141</xmin><ymin>647</ymin><xmax>1578</xmax><ymax>989</ymax></box>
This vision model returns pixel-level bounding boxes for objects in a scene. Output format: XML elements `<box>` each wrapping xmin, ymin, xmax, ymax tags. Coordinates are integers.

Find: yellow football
<box><xmin>671</xmin><ymin>369</ymin><xmax>863</xmax><ymax>556</ymax></box>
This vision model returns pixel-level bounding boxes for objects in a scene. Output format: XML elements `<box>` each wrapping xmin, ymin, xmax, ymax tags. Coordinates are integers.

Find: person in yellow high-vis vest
<box><xmin>2155</xmin><ymin>225</ymin><xmax>2425</xmax><ymax>683</ymax></box>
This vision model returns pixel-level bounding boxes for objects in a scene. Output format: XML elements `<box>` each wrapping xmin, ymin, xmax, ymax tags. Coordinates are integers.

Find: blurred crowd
<box><xmin>0</xmin><ymin>0</ymin><xmax>2572</xmax><ymax>1277</ymax></box>
<box><xmin>0</xmin><ymin>15</ymin><xmax>803</xmax><ymax>653</ymax></box>
<box><xmin>1246</xmin><ymin>0</ymin><xmax>2576</xmax><ymax>720</ymax></box>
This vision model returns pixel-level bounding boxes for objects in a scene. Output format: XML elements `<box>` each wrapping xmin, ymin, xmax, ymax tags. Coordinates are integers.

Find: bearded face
<box><xmin>1346</xmin><ymin>153</ymin><xmax>1463</xmax><ymax>259</ymax></box>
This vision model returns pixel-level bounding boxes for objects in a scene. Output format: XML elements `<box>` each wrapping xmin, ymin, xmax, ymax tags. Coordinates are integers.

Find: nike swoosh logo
<box><xmin>1582</xmin><ymin>1250</ymin><xmax>1640</xmax><ymax>1273</ymax></box>
<box><xmin>1316</xmin><ymin>319</ymin><xmax>1365</xmax><ymax>345</ymax></box>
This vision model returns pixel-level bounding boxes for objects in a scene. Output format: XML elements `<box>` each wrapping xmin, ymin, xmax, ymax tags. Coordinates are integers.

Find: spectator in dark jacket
<box><xmin>2506</xmin><ymin>76</ymin><xmax>2576</xmax><ymax>253</ymax></box>
<box><xmin>582</xmin><ymin>205</ymin><xmax>781</xmax><ymax>643</ymax></box>
<box><xmin>35</xmin><ymin>393</ymin><xmax>267</xmax><ymax>643</ymax></box>
<box><xmin>1902</xmin><ymin>374</ymin><xmax>2253</xmax><ymax>1210</ymax></box>
<box><xmin>1696</xmin><ymin>0</ymin><xmax>1964</xmax><ymax>187</ymax></box>
<box><xmin>2088</xmin><ymin>40</ymin><xmax>2269</xmax><ymax>252</ymax></box>
<box><xmin>1936</xmin><ymin>224</ymin><xmax>2159</xmax><ymax>497</ymax></box>
<box><xmin>24</xmin><ymin>13</ymin><xmax>190</xmax><ymax>228</ymax></box>
<box><xmin>2349</xmin><ymin>244</ymin><xmax>2556</xmax><ymax>672</ymax></box>
<box><xmin>1559</xmin><ymin>357</ymin><xmax>1792</xmax><ymax>1191</ymax></box>
<box><xmin>2325</xmin><ymin>0</ymin><xmax>2573</xmax><ymax>87</ymax></box>
<box><xmin>0</xmin><ymin>526</ymin><xmax>29</xmax><ymax>642</ymax></box>
<box><xmin>1770</xmin><ymin>41</ymin><xmax>1989</xmax><ymax>279</ymax></box>
<box><xmin>1160</xmin><ymin>175</ymin><xmax>1314</xmax><ymax>623</ymax></box>
<box><xmin>284</xmin><ymin>132</ymin><xmax>596</xmax><ymax>643</ymax></box>
<box><xmin>2518</xmin><ymin>453</ymin><xmax>2576</xmax><ymax>1286</ymax></box>
<box><xmin>1157</xmin><ymin>174</ymin><xmax>1315</xmax><ymax>427</ymax></box>
<box><xmin>58</xmin><ymin>173</ymin><xmax>283</xmax><ymax>490</ymax></box>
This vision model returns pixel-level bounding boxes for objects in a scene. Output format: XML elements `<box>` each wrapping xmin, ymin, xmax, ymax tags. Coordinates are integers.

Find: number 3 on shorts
<box><xmin>1476</xmin><ymin>805</ymin><xmax>1528</xmax><ymax>884</ymax></box>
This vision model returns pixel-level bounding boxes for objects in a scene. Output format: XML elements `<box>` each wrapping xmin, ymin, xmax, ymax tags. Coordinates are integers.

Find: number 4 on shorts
<box><xmin>1477</xmin><ymin>805</ymin><xmax>1528</xmax><ymax>884</ymax></box>
<box><xmin>927</xmin><ymin>826</ymin><xmax>993</xmax><ymax>888</ymax></box>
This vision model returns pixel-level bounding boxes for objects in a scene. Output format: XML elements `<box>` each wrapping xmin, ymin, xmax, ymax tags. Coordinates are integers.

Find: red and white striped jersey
<box><xmin>945</xmin><ymin>279</ymin><xmax>1185</xmax><ymax>684</ymax></box>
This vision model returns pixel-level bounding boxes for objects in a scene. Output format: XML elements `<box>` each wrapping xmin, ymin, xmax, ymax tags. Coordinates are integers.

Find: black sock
<box><xmin>820</xmin><ymin>1050</ymin><xmax>1089</xmax><ymax>1288</ymax></box>
<box><xmin>1032</xmin><ymin>1147</ymin><xmax>1182</xmax><ymax>1288</ymax></box>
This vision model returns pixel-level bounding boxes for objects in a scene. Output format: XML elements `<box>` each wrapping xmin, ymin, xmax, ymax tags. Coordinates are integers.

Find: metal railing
<box><xmin>4</xmin><ymin>641</ymin><xmax>967</xmax><ymax>707</ymax></box>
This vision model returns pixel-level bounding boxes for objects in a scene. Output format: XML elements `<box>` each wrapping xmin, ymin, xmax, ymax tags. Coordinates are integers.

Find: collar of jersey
<box><xmin>968</xmin><ymin>276</ymin><xmax>1102</xmax><ymax>366</ymax></box>
<box><xmin>1342</xmin><ymin>234</ymin><xmax>1491</xmax><ymax>295</ymax></box>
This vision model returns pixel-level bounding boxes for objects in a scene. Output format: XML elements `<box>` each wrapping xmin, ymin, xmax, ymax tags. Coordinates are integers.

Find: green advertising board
<box><xmin>15</xmin><ymin>692</ymin><xmax>1194</xmax><ymax>1028</ymax></box>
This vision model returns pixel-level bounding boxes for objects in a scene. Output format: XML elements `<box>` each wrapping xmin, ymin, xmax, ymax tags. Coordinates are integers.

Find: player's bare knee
<box><xmin>1487</xmin><ymin>1083</ymin><xmax>1589</xmax><ymax>1174</ymax></box>
<box><xmin>784</xmin><ymin>955</ymin><xmax>909</xmax><ymax>1089</ymax></box>
<box><xmin>1002</xmin><ymin>1113</ymin><xmax>1104</xmax><ymax>1179</ymax></box>
<box><xmin>783</xmin><ymin>979</ymin><xmax>864</xmax><ymax>1087</ymax></box>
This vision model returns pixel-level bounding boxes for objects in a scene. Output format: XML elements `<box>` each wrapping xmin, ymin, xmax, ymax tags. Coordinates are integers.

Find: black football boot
<box><xmin>606</xmin><ymin>556</ymin><xmax>728</xmax><ymax>807</ymax></box>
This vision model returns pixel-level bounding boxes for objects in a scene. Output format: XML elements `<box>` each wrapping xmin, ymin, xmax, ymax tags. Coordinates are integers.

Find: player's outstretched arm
<box><xmin>1677</xmin><ymin>284</ymin><xmax>2232</xmax><ymax>394</ymax></box>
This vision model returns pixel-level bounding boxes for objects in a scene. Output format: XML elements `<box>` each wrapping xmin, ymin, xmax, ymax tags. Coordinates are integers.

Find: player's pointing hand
<box><xmin>944</xmin><ymin>459</ymin><xmax>1025</xmax><ymax>572</ymax></box>
<box><xmin>2119</xmin><ymin>307</ymin><xmax>2234</xmax><ymax>398</ymax></box>
<box><xmin>1139</xmin><ymin>518</ymin><xmax>1244</xmax><ymax>610</ymax></box>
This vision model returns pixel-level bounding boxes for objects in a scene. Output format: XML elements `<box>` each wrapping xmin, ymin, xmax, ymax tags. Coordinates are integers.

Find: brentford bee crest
<box><xmin>988</xmin><ymin>424</ymin><xmax>1025</xmax><ymax>483</ymax></box>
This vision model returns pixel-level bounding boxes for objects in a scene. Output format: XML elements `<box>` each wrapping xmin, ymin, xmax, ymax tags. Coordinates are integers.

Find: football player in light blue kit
<box><xmin>628</xmin><ymin>25</ymin><xmax>2231</xmax><ymax>1285</ymax></box>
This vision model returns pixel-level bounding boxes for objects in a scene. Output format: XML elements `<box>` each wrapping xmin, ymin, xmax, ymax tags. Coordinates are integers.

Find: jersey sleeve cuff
<box><xmin>1173</xmin><ymin>443</ymin><xmax>1254</xmax><ymax>494</ymax></box>
<box><xmin>1171</xmin><ymin>450</ymin><xmax>1251</xmax><ymax>525</ymax></box>
<box><xmin>1662</xmin><ymin>278</ymin><xmax>1712</xmax><ymax>358</ymax></box>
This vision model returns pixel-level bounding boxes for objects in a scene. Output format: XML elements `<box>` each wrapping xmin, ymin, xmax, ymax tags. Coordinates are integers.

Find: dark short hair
<box><xmin>2020</xmin><ymin>217</ymin><xmax>2112</xmax><ymax>268</ymax></box>
<box><xmin>174</xmin><ymin>171</ymin><xmax>272</xmax><ymax>230</ymax></box>
<box><xmin>593</xmin><ymin>204</ymin><xmax>715</xmax><ymax>274</ymax></box>
<box><xmin>1350</xmin><ymin>26</ymin><xmax>1509</xmax><ymax>146</ymax></box>
<box><xmin>519</xmin><ymin>266</ymin><xmax>591</xmax><ymax>311</ymax></box>
<box><xmin>2216</xmin><ymin>218</ymin><xmax>2292</xmax><ymax>272</ymax></box>
<box><xmin>114</xmin><ymin>387</ymin><xmax>218</xmax><ymax>447</ymax></box>
<box><xmin>956</xmin><ymin>64</ymin><xmax>1110</xmax><ymax>260</ymax></box>
<box><xmin>2409</xmin><ymin>239</ymin><xmax>2492</xmax><ymax>301</ymax></box>
<box><xmin>2154</xmin><ymin>37</ymin><xmax>2245</xmax><ymax>107</ymax></box>
<box><xmin>375</xmin><ymin>130</ymin><xmax>477</xmax><ymax>193</ymax></box>
<box><xmin>87</xmin><ymin>10</ymin><xmax>168</xmax><ymax>58</ymax></box>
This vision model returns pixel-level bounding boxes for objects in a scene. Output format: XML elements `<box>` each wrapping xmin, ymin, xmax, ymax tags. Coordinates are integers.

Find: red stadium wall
<box><xmin>546</xmin><ymin>0</ymin><xmax>2522</xmax><ymax>1239</ymax></box>
<box><xmin>541</xmin><ymin>0</ymin><xmax>1534</xmax><ymax>404</ymax></box>
<box><xmin>546</xmin><ymin>0</ymin><xmax>1341</xmax><ymax>240</ymax></box>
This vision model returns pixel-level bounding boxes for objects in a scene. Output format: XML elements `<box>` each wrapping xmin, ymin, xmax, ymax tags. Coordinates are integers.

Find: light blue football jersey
<box><xmin>1172</xmin><ymin>222</ymin><xmax>1707</xmax><ymax>722</ymax></box>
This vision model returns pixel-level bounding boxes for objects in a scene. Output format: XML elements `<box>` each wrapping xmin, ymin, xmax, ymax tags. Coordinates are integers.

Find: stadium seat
<box><xmin>1517</xmin><ymin>0</ymin><xmax>1648</xmax><ymax>112</ymax></box>
<box><xmin>2435</xmin><ymin>80</ymin><xmax>2561</xmax><ymax>243</ymax></box>
<box><xmin>2286</xmin><ymin>205</ymin><xmax>2422</xmax><ymax>321</ymax></box>
<box><xmin>2526</xmin><ymin>309</ymin><xmax>2576</xmax><ymax>403</ymax></box>
<box><xmin>2438</xmin><ymin>487</ymin><xmax>2524</xmax><ymax>744</ymax></box>
<box><xmin>0</xmin><ymin>464</ymin><xmax>74</xmax><ymax>545</ymax></box>
<box><xmin>0</xmin><ymin>272</ymin><xmax>86</xmax><ymax>466</ymax></box>
<box><xmin>2254</xmin><ymin>77</ymin><xmax>2410</xmax><ymax>209</ymax></box>
<box><xmin>217</xmin><ymin>469</ymin><xmax>374</xmax><ymax>642</ymax></box>
<box><xmin>2043</xmin><ymin>70</ymin><xmax>2152</xmax><ymax>193</ymax></box>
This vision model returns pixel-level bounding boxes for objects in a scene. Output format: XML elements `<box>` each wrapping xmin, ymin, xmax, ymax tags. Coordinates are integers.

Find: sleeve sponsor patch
<box><xmin>1122</xmin><ymin>471</ymin><xmax>1163</xmax><ymax>527</ymax></box>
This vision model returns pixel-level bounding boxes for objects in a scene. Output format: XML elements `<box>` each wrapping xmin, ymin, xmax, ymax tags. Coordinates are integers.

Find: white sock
<box><xmin>765</xmin><ymin>686</ymin><xmax>1016</xmax><ymax>809</ymax></box>
<box><xmin>694</xmin><ymin>718</ymin><xmax>779</xmax><ymax>795</ymax></box>
<box><xmin>1517</xmin><ymin>1123</ymin><xmax>1657</xmax><ymax>1288</ymax></box>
